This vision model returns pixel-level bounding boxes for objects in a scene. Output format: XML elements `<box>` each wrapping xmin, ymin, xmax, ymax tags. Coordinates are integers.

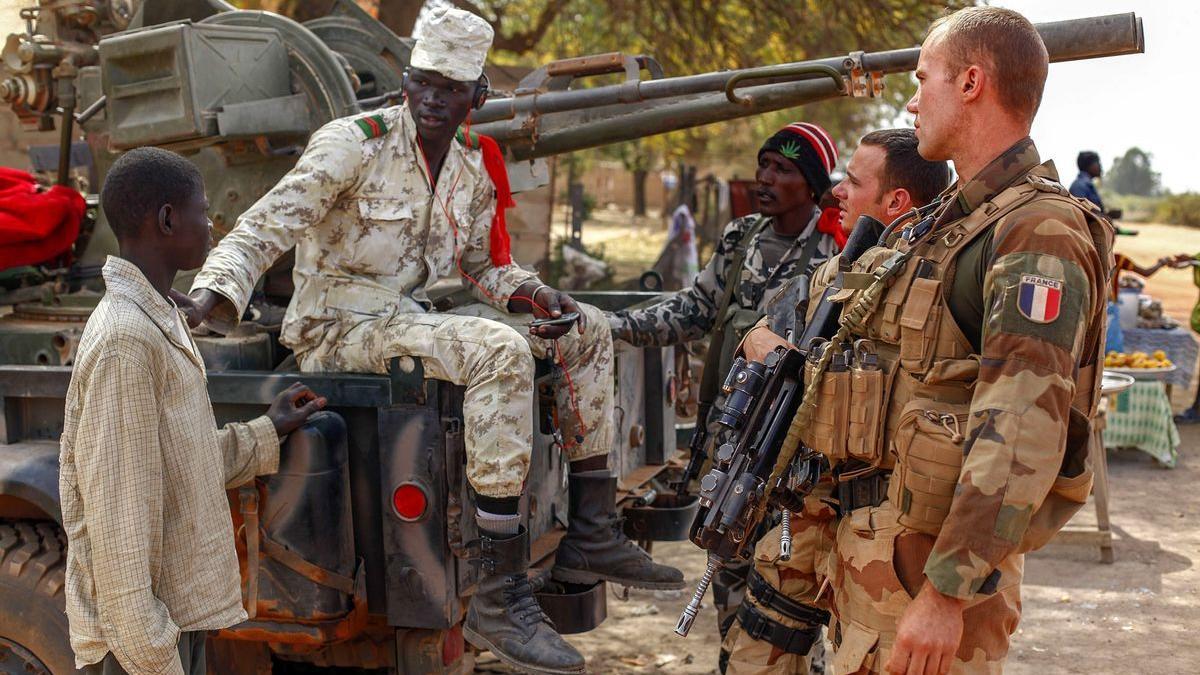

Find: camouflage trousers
<box><xmin>723</xmin><ymin>488</ymin><xmax>837</xmax><ymax>675</ymax></box>
<box><xmin>826</xmin><ymin>500</ymin><xmax>1022</xmax><ymax>674</ymax></box>
<box><xmin>297</xmin><ymin>302</ymin><xmax>614</xmax><ymax>498</ymax></box>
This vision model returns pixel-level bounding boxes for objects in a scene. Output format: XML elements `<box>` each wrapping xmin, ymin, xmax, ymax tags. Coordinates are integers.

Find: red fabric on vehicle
<box><xmin>0</xmin><ymin>167</ymin><xmax>86</xmax><ymax>268</ymax></box>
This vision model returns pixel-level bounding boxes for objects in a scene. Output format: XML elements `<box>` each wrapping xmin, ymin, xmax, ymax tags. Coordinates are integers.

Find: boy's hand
<box><xmin>267</xmin><ymin>383</ymin><xmax>327</xmax><ymax>437</ymax></box>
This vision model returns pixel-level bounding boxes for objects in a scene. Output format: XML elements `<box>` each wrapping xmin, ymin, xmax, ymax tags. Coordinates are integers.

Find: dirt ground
<box><xmin>539</xmin><ymin>216</ymin><xmax>1200</xmax><ymax>674</ymax></box>
<box><xmin>555</xmin><ymin>427</ymin><xmax>1200</xmax><ymax>674</ymax></box>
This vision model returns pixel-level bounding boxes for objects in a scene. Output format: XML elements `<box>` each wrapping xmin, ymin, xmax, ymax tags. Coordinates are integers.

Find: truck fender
<box><xmin>0</xmin><ymin>443</ymin><xmax>61</xmax><ymax>524</ymax></box>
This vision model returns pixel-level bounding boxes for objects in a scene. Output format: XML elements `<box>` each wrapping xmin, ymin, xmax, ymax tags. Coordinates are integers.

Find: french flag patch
<box><xmin>1017</xmin><ymin>274</ymin><xmax>1063</xmax><ymax>324</ymax></box>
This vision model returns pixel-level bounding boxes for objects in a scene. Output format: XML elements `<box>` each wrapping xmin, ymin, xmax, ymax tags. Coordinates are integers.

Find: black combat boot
<box><xmin>552</xmin><ymin>470</ymin><xmax>686</xmax><ymax>589</ymax></box>
<box><xmin>464</xmin><ymin>527</ymin><xmax>586</xmax><ymax>675</ymax></box>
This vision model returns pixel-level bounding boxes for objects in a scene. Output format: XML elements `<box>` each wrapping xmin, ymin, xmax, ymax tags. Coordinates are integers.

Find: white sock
<box><xmin>476</xmin><ymin>507</ymin><xmax>520</xmax><ymax>536</ymax></box>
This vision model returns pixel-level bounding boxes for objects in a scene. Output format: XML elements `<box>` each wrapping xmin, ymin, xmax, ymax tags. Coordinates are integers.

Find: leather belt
<box><xmin>746</xmin><ymin>570</ymin><xmax>831</xmax><ymax>626</ymax></box>
<box><xmin>736</xmin><ymin>601</ymin><xmax>822</xmax><ymax>655</ymax></box>
<box><xmin>834</xmin><ymin>470</ymin><xmax>890</xmax><ymax>514</ymax></box>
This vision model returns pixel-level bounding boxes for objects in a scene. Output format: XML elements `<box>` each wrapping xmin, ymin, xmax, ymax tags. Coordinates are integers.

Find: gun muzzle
<box><xmin>676</xmin><ymin>553</ymin><xmax>723</xmax><ymax>637</ymax></box>
<box><xmin>780</xmin><ymin>508</ymin><xmax>793</xmax><ymax>561</ymax></box>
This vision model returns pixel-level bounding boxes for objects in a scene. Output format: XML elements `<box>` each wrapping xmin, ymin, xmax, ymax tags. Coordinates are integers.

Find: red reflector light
<box><xmin>392</xmin><ymin>482</ymin><xmax>428</xmax><ymax>521</ymax></box>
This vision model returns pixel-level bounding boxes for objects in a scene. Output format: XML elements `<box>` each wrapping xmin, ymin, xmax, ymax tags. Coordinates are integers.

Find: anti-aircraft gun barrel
<box><xmin>473</xmin><ymin>12</ymin><xmax>1144</xmax><ymax>161</ymax></box>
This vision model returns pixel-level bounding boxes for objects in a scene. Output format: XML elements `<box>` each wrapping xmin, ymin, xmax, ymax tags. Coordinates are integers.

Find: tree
<box><xmin>237</xmin><ymin>0</ymin><xmax>335</xmax><ymax>22</ymax></box>
<box><xmin>1107</xmin><ymin>147</ymin><xmax>1161</xmax><ymax>197</ymax></box>
<box><xmin>378</xmin><ymin>0</ymin><xmax>424</xmax><ymax>36</ymax></box>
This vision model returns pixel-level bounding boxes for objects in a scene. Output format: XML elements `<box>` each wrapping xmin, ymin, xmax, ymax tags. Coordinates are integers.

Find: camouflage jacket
<box><xmin>190</xmin><ymin>103</ymin><xmax>538</xmax><ymax>362</ymax></box>
<box><xmin>609</xmin><ymin>212</ymin><xmax>838</xmax><ymax>347</ymax></box>
<box><xmin>918</xmin><ymin>139</ymin><xmax>1110</xmax><ymax>598</ymax></box>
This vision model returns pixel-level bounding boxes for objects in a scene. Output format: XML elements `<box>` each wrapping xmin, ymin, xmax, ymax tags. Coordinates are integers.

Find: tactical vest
<box><xmin>800</xmin><ymin>163</ymin><xmax>1114</xmax><ymax>548</ymax></box>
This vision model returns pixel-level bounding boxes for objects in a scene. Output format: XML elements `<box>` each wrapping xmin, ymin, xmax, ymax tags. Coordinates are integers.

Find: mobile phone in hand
<box><xmin>530</xmin><ymin>311</ymin><xmax>580</xmax><ymax>329</ymax></box>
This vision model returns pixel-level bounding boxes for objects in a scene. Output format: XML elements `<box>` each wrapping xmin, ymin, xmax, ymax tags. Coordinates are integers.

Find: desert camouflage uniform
<box><xmin>722</xmin><ymin>486</ymin><xmax>837</xmax><ymax>675</ymax></box>
<box><xmin>191</xmin><ymin>103</ymin><xmax>613</xmax><ymax>498</ymax></box>
<box><xmin>609</xmin><ymin>212</ymin><xmax>838</xmax><ymax>348</ymax></box>
<box><xmin>821</xmin><ymin>138</ymin><xmax>1111</xmax><ymax>673</ymax></box>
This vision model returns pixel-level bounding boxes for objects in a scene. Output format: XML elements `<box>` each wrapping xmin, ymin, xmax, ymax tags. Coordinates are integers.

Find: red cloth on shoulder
<box><xmin>461</xmin><ymin>132</ymin><xmax>515</xmax><ymax>267</ymax></box>
<box><xmin>817</xmin><ymin>206</ymin><xmax>847</xmax><ymax>249</ymax></box>
<box><xmin>0</xmin><ymin>167</ymin><xmax>86</xmax><ymax>268</ymax></box>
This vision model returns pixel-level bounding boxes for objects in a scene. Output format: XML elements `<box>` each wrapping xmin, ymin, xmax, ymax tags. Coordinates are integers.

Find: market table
<box><xmin>1054</xmin><ymin>371</ymin><xmax>1133</xmax><ymax>563</ymax></box>
<box><xmin>1120</xmin><ymin>325</ymin><xmax>1198</xmax><ymax>390</ymax></box>
<box><xmin>1102</xmin><ymin>367</ymin><xmax>1181</xmax><ymax>467</ymax></box>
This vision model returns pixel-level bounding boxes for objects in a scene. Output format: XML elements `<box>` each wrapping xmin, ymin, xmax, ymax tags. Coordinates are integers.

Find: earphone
<box><xmin>472</xmin><ymin>73</ymin><xmax>490</xmax><ymax>110</ymax></box>
<box><xmin>401</xmin><ymin>69</ymin><xmax>489</xmax><ymax>110</ymax></box>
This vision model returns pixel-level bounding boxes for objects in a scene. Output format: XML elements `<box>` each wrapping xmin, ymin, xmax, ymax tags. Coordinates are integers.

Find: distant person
<box><xmin>1111</xmin><ymin>253</ymin><xmax>1179</xmax><ymax>300</ymax></box>
<box><xmin>1071</xmin><ymin>150</ymin><xmax>1105</xmax><ymax>210</ymax></box>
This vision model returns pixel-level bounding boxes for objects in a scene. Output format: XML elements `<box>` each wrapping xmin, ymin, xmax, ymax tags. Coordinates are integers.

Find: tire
<box><xmin>0</xmin><ymin>521</ymin><xmax>72</xmax><ymax>674</ymax></box>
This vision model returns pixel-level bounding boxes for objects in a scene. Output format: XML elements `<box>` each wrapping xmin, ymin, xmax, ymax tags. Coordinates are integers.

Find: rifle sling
<box><xmin>698</xmin><ymin>216</ymin><xmax>823</xmax><ymax>410</ymax></box>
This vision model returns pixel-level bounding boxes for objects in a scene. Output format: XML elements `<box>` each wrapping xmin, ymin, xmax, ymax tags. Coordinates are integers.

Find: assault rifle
<box><xmin>674</xmin><ymin>214</ymin><xmax>887</xmax><ymax>637</ymax></box>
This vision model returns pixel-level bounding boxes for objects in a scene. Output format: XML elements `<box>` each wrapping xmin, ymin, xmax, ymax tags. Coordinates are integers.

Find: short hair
<box><xmin>100</xmin><ymin>146</ymin><xmax>203</xmax><ymax>240</ymax></box>
<box><xmin>859</xmin><ymin>129</ymin><xmax>952</xmax><ymax>208</ymax></box>
<box><xmin>928</xmin><ymin>6</ymin><xmax>1049</xmax><ymax>120</ymax></box>
<box><xmin>1077</xmin><ymin>151</ymin><xmax>1101</xmax><ymax>173</ymax></box>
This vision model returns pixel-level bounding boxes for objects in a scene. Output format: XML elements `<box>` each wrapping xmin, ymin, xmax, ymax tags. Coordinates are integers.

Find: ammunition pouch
<box><xmin>847</xmin><ymin>362</ymin><xmax>893</xmax><ymax>465</ymax></box>
<box><xmin>736</xmin><ymin>601</ymin><xmax>823</xmax><ymax>655</ymax></box>
<box><xmin>898</xmin><ymin>276</ymin><xmax>944</xmax><ymax>373</ymax></box>
<box><xmin>746</xmin><ymin>570</ymin><xmax>831</xmax><ymax>627</ymax></box>
<box><xmin>834</xmin><ymin>469</ymin><xmax>890</xmax><ymax>514</ymax></box>
<box><xmin>799</xmin><ymin>362</ymin><xmax>850</xmax><ymax>461</ymax></box>
<box><xmin>888</xmin><ymin>398</ymin><xmax>969</xmax><ymax>535</ymax></box>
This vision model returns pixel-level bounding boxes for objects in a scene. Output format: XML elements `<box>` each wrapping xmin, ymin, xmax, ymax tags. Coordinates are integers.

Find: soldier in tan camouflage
<box><xmin>179</xmin><ymin>8</ymin><xmax>680</xmax><ymax>674</ymax></box>
<box><xmin>723</xmin><ymin>129</ymin><xmax>950</xmax><ymax>675</ymax></box>
<box><xmin>742</xmin><ymin>7</ymin><xmax>1113</xmax><ymax>674</ymax></box>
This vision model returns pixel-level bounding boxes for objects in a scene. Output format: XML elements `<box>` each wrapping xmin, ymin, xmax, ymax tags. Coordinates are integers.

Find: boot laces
<box><xmin>605</xmin><ymin>515</ymin><xmax>652</xmax><ymax>559</ymax></box>
<box><xmin>504</xmin><ymin>574</ymin><xmax>552</xmax><ymax>627</ymax></box>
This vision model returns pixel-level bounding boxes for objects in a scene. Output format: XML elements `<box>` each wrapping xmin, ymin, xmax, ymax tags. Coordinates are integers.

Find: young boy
<box><xmin>59</xmin><ymin>147</ymin><xmax>326</xmax><ymax>674</ymax></box>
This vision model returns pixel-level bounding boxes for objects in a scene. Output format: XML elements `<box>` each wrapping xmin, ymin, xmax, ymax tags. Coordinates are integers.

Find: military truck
<box><xmin>0</xmin><ymin>1</ymin><xmax>1143</xmax><ymax>672</ymax></box>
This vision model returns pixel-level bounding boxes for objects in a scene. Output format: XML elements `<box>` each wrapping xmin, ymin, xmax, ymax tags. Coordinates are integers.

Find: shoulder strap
<box><xmin>697</xmin><ymin>216</ymin><xmax>772</xmax><ymax>410</ymax></box>
<box><xmin>791</xmin><ymin>221</ymin><xmax>825</xmax><ymax>281</ymax></box>
<box><xmin>925</xmin><ymin>177</ymin><xmax>1043</xmax><ymax>264</ymax></box>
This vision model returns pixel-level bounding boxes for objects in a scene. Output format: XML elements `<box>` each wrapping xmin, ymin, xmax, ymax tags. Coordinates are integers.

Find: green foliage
<box><xmin>1099</xmin><ymin>191</ymin><xmax>1160</xmax><ymax>223</ymax></box>
<box><xmin>1154</xmin><ymin>193</ymin><xmax>1200</xmax><ymax>228</ymax></box>
<box><xmin>1107</xmin><ymin>147</ymin><xmax>1161</xmax><ymax>197</ymax></box>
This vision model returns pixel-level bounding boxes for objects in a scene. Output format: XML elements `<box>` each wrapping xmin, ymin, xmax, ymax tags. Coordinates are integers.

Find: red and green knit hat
<box><xmin>758</xmin><ymin>121</ymin><xmax>839</xmax><ymax>199</ymax></box>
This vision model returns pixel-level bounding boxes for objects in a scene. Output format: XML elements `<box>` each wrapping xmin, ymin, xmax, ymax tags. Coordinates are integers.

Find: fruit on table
<box><xmin>1104</xmin><ymin>350</ymin><xmax>1173</xmax><ymax>368</ymax></box>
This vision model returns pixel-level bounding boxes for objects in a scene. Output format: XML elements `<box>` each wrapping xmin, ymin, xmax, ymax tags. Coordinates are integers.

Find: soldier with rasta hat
<box><xmin>608</xmin><ymin>121</ymin><xmax>843</xmax><ymax>666</ymax></box>
<box><xmin>610</xmin><ymin>121</ymin><xmax>843</xmax><ymax>357</ymax></box>
<box><xmin>179</xmin><ymin>8</ymin><xmax>681</xmax><ymax>674</ymax></box>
